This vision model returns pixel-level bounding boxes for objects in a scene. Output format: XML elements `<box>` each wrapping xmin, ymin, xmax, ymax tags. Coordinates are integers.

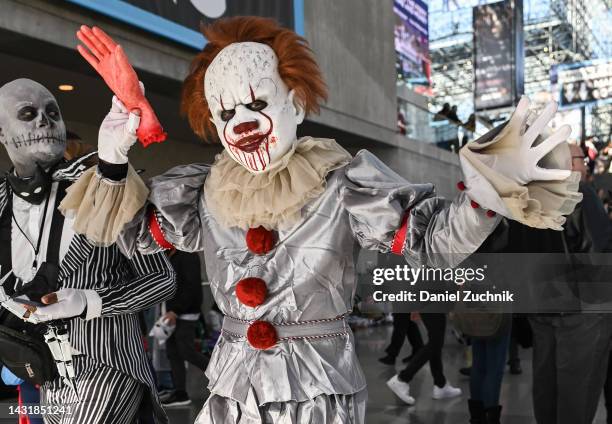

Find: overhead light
<box><xmin>58</xmin><ymin>84</ymin><xmax>74</xmax><ymax>91</ymax></box>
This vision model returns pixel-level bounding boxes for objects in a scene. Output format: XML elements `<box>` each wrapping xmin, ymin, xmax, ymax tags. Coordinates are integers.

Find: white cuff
<box><xmin>459</xmin><ymin>153</ymin><xmax>511</xmax><ymax>217</ymax></box>
<box><xmin>98</xmin><ymin>144</ymin><xmax>131</xmax><ymax>165</ymax></box>
<box><xmin>83</xmin><ymin>290</ymin><xmax>102</xmax><ymax>320</ymax></box>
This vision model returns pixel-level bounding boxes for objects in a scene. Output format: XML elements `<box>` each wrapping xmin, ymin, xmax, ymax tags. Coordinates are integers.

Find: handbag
<box><xmin>0</xmin><ymin>181</ymin><xmax>67</xmax><ymax>385</ymax></box>
<box><xmin>0</xmin><ymin>321</ymin><xmax>57</xmax><ymax>385</ymax></box>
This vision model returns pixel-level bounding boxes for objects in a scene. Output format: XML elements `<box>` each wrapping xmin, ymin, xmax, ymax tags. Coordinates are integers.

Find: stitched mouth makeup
<box><xmin>2</xmin><ymin>132</ymin><xmax>66</xmax><ymax>149</ymax></box>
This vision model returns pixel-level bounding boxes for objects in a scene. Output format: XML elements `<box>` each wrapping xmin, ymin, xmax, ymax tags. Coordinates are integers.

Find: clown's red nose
<box><xmin>233</xmin><ymin>120</ymin><xmax>259</xmax><ymax>134</ymax></box>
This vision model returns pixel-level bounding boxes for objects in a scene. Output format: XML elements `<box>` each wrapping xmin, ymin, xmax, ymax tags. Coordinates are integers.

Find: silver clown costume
<box><xmin>62</xmin><ymin>18</ymin><xmax>582</xmax><ymax>424</ymax></box>
<box><xmin>126</xmin><ymin>139</ymin><xmax>497</xmax><ymax>422</ymax></box>
<box><xmin>61</xmin><ymin>132</ymin><xmax>581</xmax><ymax>424</ymax></box>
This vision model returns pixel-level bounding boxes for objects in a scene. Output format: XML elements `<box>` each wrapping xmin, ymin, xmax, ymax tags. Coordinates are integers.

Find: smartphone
<box><xmin>11</xmin><ymin>297</ymin><xmax>45</xmax><ymax>308</ymax></box>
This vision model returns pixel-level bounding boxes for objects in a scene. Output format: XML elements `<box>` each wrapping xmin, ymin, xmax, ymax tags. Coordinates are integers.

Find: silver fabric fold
<box><xmin>196</xmin><ymin>389</ymin><xmax>367</xmax><ymax>424</ymax></box>
<box><xmin>117</xmin><ymin>163</ymin><xmax>210</xmax><ymax>257</ymax></box>
<box><xmin>342</xmin><ymin>150</ymin><xmax>500</xmax><ymax>268</ymax></box>
<box><xmin>117</xmin><ymin>145</ymin><xmax>504</xmax><ymax>422</ymax></box>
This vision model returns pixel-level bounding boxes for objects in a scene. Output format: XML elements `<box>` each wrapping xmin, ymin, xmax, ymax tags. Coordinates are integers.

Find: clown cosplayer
<box><xmin>61</xmin><ymin>17</ymin><xmax>582</xmax><ymax>424</ymax></box>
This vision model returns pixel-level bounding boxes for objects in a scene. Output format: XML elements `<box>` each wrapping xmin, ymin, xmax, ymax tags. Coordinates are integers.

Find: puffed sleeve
<box><xmin>60</xmin><ymin>162</ymin><xmax>209</xmax><ymax>257</ymax></box>
<box><xmin>341</xmin><ymin>150</ymin><xmax>500</xmax><ymax>268</ymax></box>
<box><xmin>118</xmin><ymin>163</ymin><xmax>210</xmax><ymax>257</ymax></box>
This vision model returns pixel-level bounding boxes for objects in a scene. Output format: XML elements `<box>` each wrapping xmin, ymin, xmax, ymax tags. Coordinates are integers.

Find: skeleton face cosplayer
<box><xmin>205</xmin><ymin>42</ymin><xmax>305</xmax><ymax>173</ymax></box>
<box><xmin>0</xmin><ymin>79</ymin><xmax>66</xmax><ymax>178</ymax></box>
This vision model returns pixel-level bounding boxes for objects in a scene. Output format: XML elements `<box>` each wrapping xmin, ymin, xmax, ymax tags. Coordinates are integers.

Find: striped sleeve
<box><xmin>95</xmin><ymin>251</ymin><xmax>176</xmax><ymax>316</ymax></box>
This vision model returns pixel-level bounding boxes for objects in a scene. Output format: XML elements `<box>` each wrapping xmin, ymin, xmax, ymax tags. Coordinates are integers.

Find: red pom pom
<box><xmin>247</xmin><ymin>320</ymin><xmax>277</xmax><ymax>350</ymax></box>
<box><xmin>236</xmin><ymin>278</ymin><xmax>268</xmax><ymax>307</ymax></box>
<box><xmin>470</xmin><ymin>200</ymin><xmax>480</xmax><ymax>209</ymax></box>
<box><xmin>456</xmin><ymin>181</ymin><xmax>466</xmax><ymax>191</ymax></box>
<box><xmin>486</xmin><ymin>210</ymin><xmax>497</xmax><ymax>218</ymax></box>
<box><xmin>246</xmin><ymin>226</ymin><xmax>276</xmax><ymax>254</ymax></box>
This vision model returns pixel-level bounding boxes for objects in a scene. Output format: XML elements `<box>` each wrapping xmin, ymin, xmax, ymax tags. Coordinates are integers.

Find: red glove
<box><xmin>76</xmin><ymin>25</ymin><xmax>167</xmax><ymax>147</ymax></box>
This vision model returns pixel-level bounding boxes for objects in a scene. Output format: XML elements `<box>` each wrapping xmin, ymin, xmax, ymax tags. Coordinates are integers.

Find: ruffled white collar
<box><xmin>204</xmin><ymin>137</ymin><xmax>352</xmax><ymax>230</ymax></box>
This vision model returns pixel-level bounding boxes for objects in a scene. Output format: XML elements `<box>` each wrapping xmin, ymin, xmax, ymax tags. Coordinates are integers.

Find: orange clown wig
<box><xmin>181</xmin><ymin>16</ymin><xmax>327</xmax><ymax>141</ymax></box>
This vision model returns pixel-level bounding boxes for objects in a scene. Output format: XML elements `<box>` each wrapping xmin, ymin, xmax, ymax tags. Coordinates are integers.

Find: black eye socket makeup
<box><xmin>221</xmin><ymin>109</ymin><xmax>236</xmax><ymax>122</ymax></box>
<box><xmin>17</xmin><ymin>106</ymin><xmax>37</xmax><ymax>122</ymax></box>
<box><xmin>46</xmin><ymin>103</ymin><xmax>61</xmax><ymax>121</ymax></box>
<box><xmin>246</xmin><ymin>100</ymin><xmax>268</xmax><ymax>112</ymax></box>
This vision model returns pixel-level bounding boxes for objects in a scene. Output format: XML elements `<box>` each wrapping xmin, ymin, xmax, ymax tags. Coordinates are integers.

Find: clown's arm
<box><xmin>58</xmin><ymin>82</ymin><xmax>206</xmax><ymax>256</ymax></box>
<box><xmin>116</xmin><ymin>163</ymin><xmax>209</xmax><ymax>256</ymax></box>
<box><xmin>343</xmin><ymin>152</ymin><xmax>498</xmax><ymax>268</ymax></box>
<box><xmin>55</xmin><ymin>27</ymin><xmax>204</xmax><ymax>254</ymax></box>
<box><xmin>59</xmin><ymin>151</ymin><xmax>208</xmax><ymax>257</ymax></box>
<box><xmin>343</xmin><ymin>98</ymin><xmax>582</xmax><ymax>268</ymax></box>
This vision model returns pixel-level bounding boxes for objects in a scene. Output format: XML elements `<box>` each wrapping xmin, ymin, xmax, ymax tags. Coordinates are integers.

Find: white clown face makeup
<box><xmin>205</xmin><ymin>42</ymin><xmax>305</xmax><ymax>173</ymax></box>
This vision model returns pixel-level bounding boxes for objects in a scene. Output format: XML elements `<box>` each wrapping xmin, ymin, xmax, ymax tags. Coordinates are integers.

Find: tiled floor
<box><xmin>167</xmin><ymin>324</ymin><xmax>610</xmax><ymax>423</ymax></box>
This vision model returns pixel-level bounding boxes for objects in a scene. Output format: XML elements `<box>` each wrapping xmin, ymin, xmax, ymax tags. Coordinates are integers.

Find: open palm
<box><xmin>474</xmin><ymin>97</ymin><xmax>571</xmax><ymax>185</ymax></box>
<box><xmin>76</xmin><ymin>26</ymin><xmax>166</xmax><ymax>146</ymax></box>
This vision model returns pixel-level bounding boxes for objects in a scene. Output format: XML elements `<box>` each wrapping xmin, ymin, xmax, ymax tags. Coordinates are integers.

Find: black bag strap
<box><xmin>46</xmin><ymin>180</ymin><xmax>70</xmax><ymax>267</ymax></box>
<box><xmin>0</xmin><ymin>186</ymin><xmax>14</xmax><ymax>293</ymax></box>
<box><xmin>0</xmin><ymin>179</ymin><xmax>69</xmax><ymax>293</ymax></box>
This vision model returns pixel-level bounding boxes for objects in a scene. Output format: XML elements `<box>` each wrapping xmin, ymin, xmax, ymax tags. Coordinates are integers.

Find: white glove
<box><xmin>477</xmin><ymin>97</ymin><xmax>572</xmax><ymax>185</ymax></box>
<box><xmin>97</xmin><ymin>83</ymin><xmax>145</xmax><ymax>164</ymax></box>
<box><xmin>29</xmin><ymin>289</ymin><xmax>102</xmax><ymax>322</ymax></box>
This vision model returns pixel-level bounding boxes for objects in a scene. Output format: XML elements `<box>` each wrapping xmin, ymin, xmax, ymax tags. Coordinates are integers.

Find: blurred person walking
<box><xmin>458</xmin><ymin>221</ymin><xmax>514</xmax><ymax>424</ymax></box>
<box><xmin>387</xmin><ymin>312</ymin><xmax>462</xmax><ymax>404</ymax></box>
<box><xmin>162</xmin><ymin>250</ymin><xmax>210</xmax><ymax>407</ymax></box>
<box><xmin>434</xmin><ymin>103</ymin><xmax>451</xmax><ymax>121</ymax></box>
<box><xmin>495</xmin><ymin>143</ymin><xmax>612</xmax><ymax>424</ymax></box>
<box><xmin>377</xmin><ymin>253</ymin><xmax>424</xmax><ymax>366</ymax></box>
<box><xmin>378</xmin><ymin>313</ymin><xmax>424</xmax><ymax>365</ymax></box>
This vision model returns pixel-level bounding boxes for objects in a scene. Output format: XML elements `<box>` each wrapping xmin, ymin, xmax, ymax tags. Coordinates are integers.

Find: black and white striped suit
<box><xmin>0</xmin><ymin>161</ymin><xmax>176</xmax><ymax>424</ymax></box>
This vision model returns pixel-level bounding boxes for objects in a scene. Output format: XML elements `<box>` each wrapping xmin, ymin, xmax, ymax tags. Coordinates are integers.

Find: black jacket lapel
<box><xmin>0</xmin><ymin>180</ymin><xmax>13</xmax><ymax>288</ymax></box>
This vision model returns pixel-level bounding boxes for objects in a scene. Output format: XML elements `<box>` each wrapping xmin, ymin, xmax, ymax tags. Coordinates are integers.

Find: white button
<box><xmin>33</xmin><ymin>187</ymin><xmax>42</xmax><ymax>194</ymax></box>
<box><xmin>20</xmin><ymin>192</ymin><xmax>30</xmax><ymax>197</ymax></box>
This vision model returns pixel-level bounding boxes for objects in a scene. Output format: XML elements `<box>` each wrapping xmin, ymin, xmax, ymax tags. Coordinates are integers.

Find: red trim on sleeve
<box><xmin>148</xmin><ymin>209</ymin><xmax>174</xmax><ymax>250</ymax></box>
<box><xmin>391</xmin><ymin>211</ymin><xmax>410</xmax><ymax>255</ymax></box>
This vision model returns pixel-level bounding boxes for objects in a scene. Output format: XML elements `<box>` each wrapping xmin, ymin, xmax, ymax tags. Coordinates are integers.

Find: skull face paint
<box><xmin>0</xmin><ymin>79</ymin><xmax>66</xmax><ymax>177</ymax></box>
<box><xmin>205</xmin><ymin>42</ymin><xmax>305</xmax><ymax>173</ymax></box>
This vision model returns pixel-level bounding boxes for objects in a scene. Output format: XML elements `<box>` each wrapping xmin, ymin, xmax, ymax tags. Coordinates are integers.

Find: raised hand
<box><xmin>476</xmin><ymin>97</ymin><xmax>572</xmax><ymax>185</ymax></box>
<box><xmin>76</xmin><ymin>25</ymin><xmax>167</xmax><ymax>147</ymax></box>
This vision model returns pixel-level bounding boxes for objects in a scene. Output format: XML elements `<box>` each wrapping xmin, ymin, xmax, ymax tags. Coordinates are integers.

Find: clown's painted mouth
<box><xmin>234</xmin><ymin>133</ymin><xmax>268</xmax><ymax>153</ymax></box>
